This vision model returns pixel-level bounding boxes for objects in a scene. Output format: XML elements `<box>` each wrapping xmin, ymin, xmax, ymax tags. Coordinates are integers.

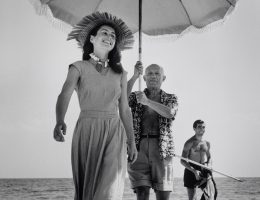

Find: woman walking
<box><xmin>53</xmin><ymin>12</ymin><xmax>138</xmax><ymax>200</ymax></box>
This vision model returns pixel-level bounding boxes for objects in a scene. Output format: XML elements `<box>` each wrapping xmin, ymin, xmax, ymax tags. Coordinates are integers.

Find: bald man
<box><xmin>127</xmin><ymin>62</ymin><xmax>178</xmax><ymax>200</ymax></box>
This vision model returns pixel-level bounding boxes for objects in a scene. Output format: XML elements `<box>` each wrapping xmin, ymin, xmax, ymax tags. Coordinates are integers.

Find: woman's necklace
<box><xmin>89</xmin><ymin>53</ymin><xmax>109</xmax><ymax>75</ymax></box>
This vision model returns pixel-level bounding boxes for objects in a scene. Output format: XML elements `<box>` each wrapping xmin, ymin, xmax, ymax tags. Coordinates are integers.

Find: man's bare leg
<box><xmin>136</xmin><ymin>186</ymin><xmax>150</xmax><ymax>200</ymax></box>
<box><xmin>187</xmin><ymin>188</ymin><xmax>197</xmax><ymax>200</ymax></box>
<box><xmin>155</xmin><ymin>191</ymin><xmax>171</xmax><ymax>200</ymax></box>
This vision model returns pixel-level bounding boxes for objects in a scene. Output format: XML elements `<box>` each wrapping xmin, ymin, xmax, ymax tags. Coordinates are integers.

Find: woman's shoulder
<box><xmin>70</xmin><ymin>60</ymin><xmax>92</xmax><ymax>67</ymax></box>
<box><xmin>69</xmin><ymin>60</ymin><xmax>92</xmax><ymax>74</ymax></box>
<box><xmin>118</xmin><ymin>68</ymin><xmax>128</xmax><ymax>84</ymax></box>
<box><xmin>121</xmin><ymin>68</ymin><xmax>128</xmax><ymax>77</ymax></box>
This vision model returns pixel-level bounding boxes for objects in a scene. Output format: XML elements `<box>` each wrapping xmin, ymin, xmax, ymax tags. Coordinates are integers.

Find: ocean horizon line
<box><xmin>0</xmin><ymin>176</ymin><xmax>259</xmax><ymax>179</ymax></box>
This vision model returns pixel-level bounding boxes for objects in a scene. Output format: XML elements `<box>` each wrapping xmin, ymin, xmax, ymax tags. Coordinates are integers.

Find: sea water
<box><xmin>0</xmin><ymin>177</ymin><xmax>259</xmax><ymax>200</ymax></box>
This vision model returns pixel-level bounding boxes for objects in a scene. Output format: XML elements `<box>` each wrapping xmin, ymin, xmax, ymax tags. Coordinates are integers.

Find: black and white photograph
<box><xmin>0</xmin><ymin>0</ymin><xmax>259</xmax><ymax>199</ymax></box>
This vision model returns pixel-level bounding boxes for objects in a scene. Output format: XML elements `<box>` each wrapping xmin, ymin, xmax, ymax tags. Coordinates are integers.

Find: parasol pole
<box><xmin>174</xmin><ymin>154</ymin><xmax>243</xmax><ymax>182</ymax></box>
<box><xmin>138</xmin><ymin>0</ymin><xmax>142</xmax><ymax>91</ymax></box>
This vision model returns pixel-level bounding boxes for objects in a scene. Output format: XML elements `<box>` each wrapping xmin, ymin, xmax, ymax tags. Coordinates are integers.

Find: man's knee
<box><xmin>135</xmin><ymin>186</ymin><xmax>150</xmax><ymax>196</ymax></box>
<box><xmin>155</xmin><ymin>190</ymin><xmax>171</xmax><ymax>200</ymax></box>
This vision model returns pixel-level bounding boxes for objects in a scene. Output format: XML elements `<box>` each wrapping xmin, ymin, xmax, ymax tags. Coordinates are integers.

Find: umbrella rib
<box><xmin>178</xmin><ymin>0</ymin><xmax>192</xmax><ymax>26</ymax></box>
<box><xmin>225</xmin><ymin>0</ymin><xmax>236</xmax><ymax>7</ymax></box>
<box><xmin>93</xmin><ymin>0</ymin><xmax>104</xmax><ymax>11</ymax></box>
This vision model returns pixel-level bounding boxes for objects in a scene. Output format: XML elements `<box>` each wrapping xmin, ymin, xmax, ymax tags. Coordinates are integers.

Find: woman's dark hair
<box><xmin>82</xmin><ymin>23</ymin><xmax>123</xmax><ymax>74</ymax></box>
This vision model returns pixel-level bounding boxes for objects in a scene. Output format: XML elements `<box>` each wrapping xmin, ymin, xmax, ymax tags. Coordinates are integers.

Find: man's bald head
<box><xmin>144</xmin><ymin>64</ymin><xmax>166</xmax><ymax>89</ymax></box>
<box><xmin>145</xmin><ymin>64</ymin><xmax>165</xmax><ymax>76</ymax></box>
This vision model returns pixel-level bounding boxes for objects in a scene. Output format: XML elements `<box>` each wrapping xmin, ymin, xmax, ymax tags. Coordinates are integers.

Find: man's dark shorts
<box><xmin>183</xmin><ymin>163</ymin><xmax>202</xmax><ymax>188</ymax></box>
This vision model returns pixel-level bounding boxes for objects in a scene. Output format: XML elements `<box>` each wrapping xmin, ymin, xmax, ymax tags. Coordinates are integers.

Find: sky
<box><xmin>0</xmin><ymin>0</ymin><xmax>259</xmax><ymax>179</ymax></box>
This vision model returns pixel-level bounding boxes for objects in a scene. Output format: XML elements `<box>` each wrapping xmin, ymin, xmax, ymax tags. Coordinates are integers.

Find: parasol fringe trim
<box><xmin>28</xmin><ymin>0</ymin><xmax>240</xmax><ymax>44</ymax></box>
<box><xmin>141</xmin><ymin>0</ymin><xmax>240</xmax><ymax>43</ymax></box>
<box><xmin>28</xmin><ymin>0</ymin><xmax>72</xmax><ymax>33</ymax></box>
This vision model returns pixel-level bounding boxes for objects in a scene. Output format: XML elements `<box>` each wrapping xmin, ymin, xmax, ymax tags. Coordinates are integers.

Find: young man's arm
<box><xmin>206</xmin><ymin>141</ymin><xmax>212</xmax><ymax>167</ymax></box>
<box><xmin>181</xmin><ymin>140</ymin><xmax>201</xmax><ymax>180</ymax></box>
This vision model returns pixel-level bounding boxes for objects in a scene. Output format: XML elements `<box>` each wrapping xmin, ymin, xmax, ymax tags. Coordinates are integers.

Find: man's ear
<box><xmin>143</xmin><ymin>75</ymin><xmax>147</xmax><ymax>81</ymax></box>
<box><xmin>163</xmin><ymin>75</ymin><xmax>166</xmax><ymax>81</ymax></box>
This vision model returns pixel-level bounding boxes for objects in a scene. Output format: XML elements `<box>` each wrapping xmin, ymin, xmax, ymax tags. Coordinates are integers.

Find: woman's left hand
<box><xmin>127</xmin><ymin>142</ymin><xmax>138</xmax><ymax>164</ymax></box>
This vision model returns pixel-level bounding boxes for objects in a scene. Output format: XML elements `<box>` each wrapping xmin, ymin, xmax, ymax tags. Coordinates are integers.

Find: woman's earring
<box><xmin>90</xmin><ymin>36</ymin><xmax>94</xmax><ymax>43</ymax></box>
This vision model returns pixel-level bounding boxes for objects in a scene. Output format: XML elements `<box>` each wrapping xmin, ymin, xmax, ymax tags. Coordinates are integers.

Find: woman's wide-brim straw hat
<box><xmin>67</xmin><ymin>12</ymin><xmax>134</xmax><ymax>51</ymax></box>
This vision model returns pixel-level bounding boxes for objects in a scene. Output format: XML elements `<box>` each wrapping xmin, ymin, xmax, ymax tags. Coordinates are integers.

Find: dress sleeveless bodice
<box><xmin>71</xmin><ymin>60</ymin><xmax>122</xmax><ymax>113</ymax></box>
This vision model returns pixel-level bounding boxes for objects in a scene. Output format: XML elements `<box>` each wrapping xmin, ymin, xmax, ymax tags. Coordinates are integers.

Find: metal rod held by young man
<box><xmin>174</xmin><ymin>154</ymin><xmax>243</xmax><ymax>182</ymax></box>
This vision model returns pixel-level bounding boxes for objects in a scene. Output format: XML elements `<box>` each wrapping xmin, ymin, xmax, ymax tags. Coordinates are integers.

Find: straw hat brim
<box><xmin>67</xmin><ymin>12</ymin><xmax>134</xmax><ymax>51</ymax></box>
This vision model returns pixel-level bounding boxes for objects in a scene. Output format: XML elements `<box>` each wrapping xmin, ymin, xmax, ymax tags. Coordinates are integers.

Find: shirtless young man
<box><xmin>127</xmin><ymin>62</ymin><xmax>178</xmax><ymax>200</ymax></box>
<box><xmin>181</xmin><ymin>119</ymin><xmax>215</xmax><ymax>200</ymax></box>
